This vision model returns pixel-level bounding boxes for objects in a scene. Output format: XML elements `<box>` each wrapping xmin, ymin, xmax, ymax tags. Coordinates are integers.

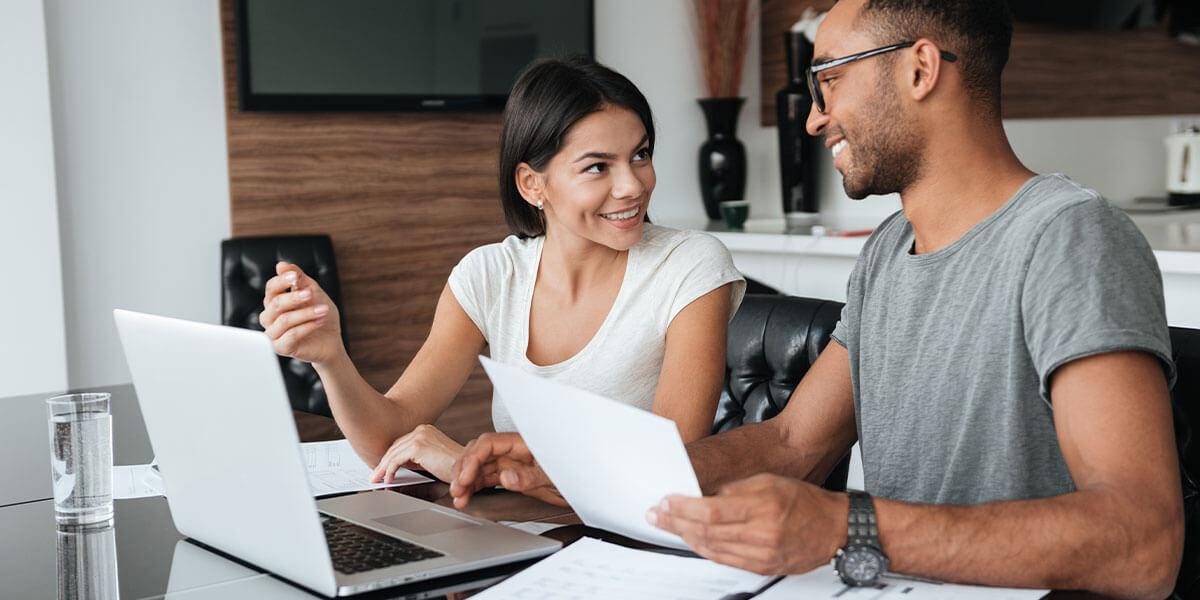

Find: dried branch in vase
<box><xmin>692</xmin><ymin>0</ymin><xmax>755</xmax><ymax>98</ymax></box>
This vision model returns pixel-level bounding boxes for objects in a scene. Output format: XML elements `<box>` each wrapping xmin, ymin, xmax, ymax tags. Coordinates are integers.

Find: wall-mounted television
<box><xmin>235</xmin><ymin>0</ymin><xmax>594</xmax><ymax>111</ymax></box>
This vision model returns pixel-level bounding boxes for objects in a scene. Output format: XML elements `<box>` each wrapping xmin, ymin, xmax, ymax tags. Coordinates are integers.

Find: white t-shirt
<box><xmin>447</xmin><ymin>224</ymin><xmax>746</xmax><ymax>432</ymax></box>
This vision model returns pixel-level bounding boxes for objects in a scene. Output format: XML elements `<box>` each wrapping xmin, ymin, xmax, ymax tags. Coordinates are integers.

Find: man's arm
<box><xmin>650</xmin><ymin>350</ymin><xmax>1183</xmax><ymax>600</ymax></box>
<box><xmin>687</xmin><ymin>340</ymin><xmax>858</xmax><ymax>494</ymax></box>
<box><xmin>874</xmin><ymin>350</ymin><xmax>1182</xmax><ymax>598</ymax></box>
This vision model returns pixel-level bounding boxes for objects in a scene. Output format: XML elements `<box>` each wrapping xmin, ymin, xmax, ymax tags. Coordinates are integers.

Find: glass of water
<box><xmin>47</xmin><ymin>393</ymin><xmax>114</xmax><ymax>526</ymax></box>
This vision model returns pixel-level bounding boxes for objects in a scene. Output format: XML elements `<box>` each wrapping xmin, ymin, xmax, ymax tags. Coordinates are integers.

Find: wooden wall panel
<box><xmin>760</xmin><ymin>0</ymin><xmax>1200</xmax><ymax>124</ymax></box>
<box><xmin>760</xmin><ymin>0</ymin><xmax>835</xmax><ymax>127</ymax></box>
<box><xmin>220</xmin><ymin>0</ymin><xmax>506</xmax><ymax>443</ymax></box>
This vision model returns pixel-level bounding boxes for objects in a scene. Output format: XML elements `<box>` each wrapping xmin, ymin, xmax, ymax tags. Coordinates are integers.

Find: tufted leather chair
<box><xmin>715</xmin><ymin>294</ymin><xmax>851</xmax><ymax>492</ymax></box>
<box><xmin>221</xmin><ymin>235</ymin><xmax>346</xmax><ymax>417</ymax></box>
<box><xmin>1170</xmin><ymin>326</ymin><xmax>1200</xmax><ymax>599</ymax></box>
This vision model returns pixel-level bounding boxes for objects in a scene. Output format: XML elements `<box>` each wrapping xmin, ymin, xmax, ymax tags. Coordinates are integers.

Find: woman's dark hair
<box><xmin>499</xmin><ymin>55</ymin><xmax>655</xmax><ymax>238</ymax></box>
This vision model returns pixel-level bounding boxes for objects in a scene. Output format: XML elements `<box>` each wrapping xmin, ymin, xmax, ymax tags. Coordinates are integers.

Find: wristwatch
<box><xmin>834</xmin><ymin>490</ymin><xmax>889</xmax><ymax>586</ymax></box>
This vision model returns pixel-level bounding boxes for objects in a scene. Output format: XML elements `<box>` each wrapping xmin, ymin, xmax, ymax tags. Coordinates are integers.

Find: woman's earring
<box><xmin>537</xmin><ymin>199</ymin><xmax>544</xmax><ymax>211</ymax></box>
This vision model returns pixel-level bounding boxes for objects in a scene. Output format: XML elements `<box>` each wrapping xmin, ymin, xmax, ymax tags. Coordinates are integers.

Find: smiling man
<box><xmin>642</xmin><ymin>0</ymin><xmax>1183</xmax><ymax>597</ymax></box>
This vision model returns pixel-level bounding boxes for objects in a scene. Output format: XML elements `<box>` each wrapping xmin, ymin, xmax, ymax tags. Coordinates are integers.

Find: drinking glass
<box><xmin>47</xmin><ymin>393</ymin><xmax>114</xmax><ymax>526</ymax></box>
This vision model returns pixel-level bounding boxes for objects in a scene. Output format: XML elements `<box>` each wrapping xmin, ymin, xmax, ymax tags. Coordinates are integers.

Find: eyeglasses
<box><xmin>807</xmin><ymin>42</ymin><xmax>957</xmax><ymax>113</ymax></box>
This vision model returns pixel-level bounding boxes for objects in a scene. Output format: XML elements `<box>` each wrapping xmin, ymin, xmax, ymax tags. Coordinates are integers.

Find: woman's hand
<box><xmin>259</xmin><ymin>261</ymin><xmax>343</xmax><ymax>366</ymax></box>
<box><xmin>369</xmin><ymin>424</ymin><xmax>464</xmax><ymax>483</ymax></box>
<box><xmin>449</xmin><ymin>432</ymin><xmax>566</xmax><ymax>508</ymax></box>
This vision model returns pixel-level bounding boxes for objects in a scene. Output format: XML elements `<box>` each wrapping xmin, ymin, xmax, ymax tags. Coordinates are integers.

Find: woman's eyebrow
<box><xmin>571</xmin><ymin>135</ymin><xmax>650</xmax><ymax>164</ymax></box>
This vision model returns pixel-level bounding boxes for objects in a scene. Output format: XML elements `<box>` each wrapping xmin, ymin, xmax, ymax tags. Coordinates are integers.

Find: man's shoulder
<box><xmin>1006</xmin><ymin>173</ymin><xmax>1112</xmax><ymax>228</ymax></box>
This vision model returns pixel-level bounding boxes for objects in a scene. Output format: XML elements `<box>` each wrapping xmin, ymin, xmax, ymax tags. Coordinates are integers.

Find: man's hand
<box><xmin>646</xmin><ymin>473</ymin><xmax>848</xmax><ymax>575</ymax></box>
<box><xmin>450</xmin><ymin>432</ymin><xmax>565</xmax><ymax>508</ymax></box>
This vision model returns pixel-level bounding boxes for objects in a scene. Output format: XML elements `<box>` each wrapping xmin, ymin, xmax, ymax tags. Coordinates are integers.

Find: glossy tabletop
<box><xmin>0</xmin><ymin>386</ymin><xmax>1110</xmax><ymax>599</ymax></box>
<box><xmin>0</xmin><ymin>385</ymin><xmax>577</xmax><ymax>599</ymax></box>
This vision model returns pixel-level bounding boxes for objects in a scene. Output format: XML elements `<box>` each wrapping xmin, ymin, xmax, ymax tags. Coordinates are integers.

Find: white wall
<box><xmin>597</xmin><ymin>0</ymin><xmax>1199</xmax><ymax>227</ymax></box>
<box><xmin>0</xmin><ymin>0</ymin><xmax>69</xmax><ymax>397</ymax></box>
<box><xmin>9</xmin><ymin>0</ymin><xmax>1194</xmax><ymax>396</ymax></box>
<box><xmin>43</xmin><ymin>0</ymin><xmax>232</xmax><ymax>389</ymax></box>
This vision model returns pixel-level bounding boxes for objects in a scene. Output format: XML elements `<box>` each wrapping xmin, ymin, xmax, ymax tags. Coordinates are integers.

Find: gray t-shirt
<box><xmin>831</xmin><ymin>173</ymin><xmax>1174</xmax><ymax>506</ymax></box>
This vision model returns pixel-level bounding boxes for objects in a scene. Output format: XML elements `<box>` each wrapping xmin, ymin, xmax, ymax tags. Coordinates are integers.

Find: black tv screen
<box><xmin>235</xmin><ymin>0</ymin><xmax>594</xmax><ymax>111</ymax></box>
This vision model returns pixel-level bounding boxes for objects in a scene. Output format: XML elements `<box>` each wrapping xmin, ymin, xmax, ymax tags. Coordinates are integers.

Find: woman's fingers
<box><xmin>263</xmin><ymin>303</ymin><xmax>329</xmax><ymax>343</ymax></box>
<box><xmin>370</xmin><ymin>426</ymin><xmax>464</xmax><ymax>483</ymax></box>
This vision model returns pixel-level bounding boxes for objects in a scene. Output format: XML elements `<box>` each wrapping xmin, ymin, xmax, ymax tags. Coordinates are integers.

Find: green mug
<box><xmin>720</xmin><ymin>200</ymin><xmax>750</xmax><ymax>230</ymax></box>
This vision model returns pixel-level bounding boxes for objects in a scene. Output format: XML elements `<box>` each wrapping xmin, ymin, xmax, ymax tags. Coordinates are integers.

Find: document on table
<box><xmin>302</xmin><ymin>439</ymin><xmax>431</xmax><ymax>496</ymax></box>
<box><xmin>756</xmin><ymin>567</ymin><xmax>1048</xmax><ymax>599</ymax></box>
<box><xmin>474</xmin><ymin>538</ymin><xmax>1047</xmax><ymax>600</ymax></box>
<box><xmin>471</xmin><ymin>537</ymin><xmax>773</xmax><ymax>600</ymax></box>
<box><xmin>112</xmin><ymin>439</ymin><xmax>431</xmax><ymax>499</ymax></box>
<box><xmin>480</xmin><ymin>356</ymin><xmax>701</xmax><ymax>550</ymax></box>
<box><xmin>113</xmin><ymin>464</ymin><xmax>164</xmax><ymax>499</ymax></box>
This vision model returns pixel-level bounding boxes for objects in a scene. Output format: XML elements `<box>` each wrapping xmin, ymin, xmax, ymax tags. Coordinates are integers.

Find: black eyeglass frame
<box><xmin>807</xmin><ymin>42</ymin><xmax>958</xmax><ymax>113</ymax></box>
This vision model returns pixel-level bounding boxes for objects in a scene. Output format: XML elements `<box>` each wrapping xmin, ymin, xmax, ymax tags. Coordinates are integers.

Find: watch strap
<box><xmin>846</xmin><ymin>490</ymin><xmax>880</xmax><ymax>548</ymax></box>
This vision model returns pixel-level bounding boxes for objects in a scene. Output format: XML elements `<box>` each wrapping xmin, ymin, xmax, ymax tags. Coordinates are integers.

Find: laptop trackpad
<box><xmin>373</xmin><ymin>510</ymin><xmax>478</xmax><ymax>536</ymax></box>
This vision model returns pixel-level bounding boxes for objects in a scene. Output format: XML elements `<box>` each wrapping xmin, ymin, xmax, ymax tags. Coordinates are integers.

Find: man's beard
<box><xmin>840</xmin><ymin>73</ymin><xmax>923</xmax><ymax>200</ymax></box>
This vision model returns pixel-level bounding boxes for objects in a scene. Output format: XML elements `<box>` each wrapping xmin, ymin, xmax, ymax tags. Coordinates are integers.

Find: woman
<box><xmin>259</xmin><ymin>56</ymin><xmax>745</xmax><ymax>492</ymax></box>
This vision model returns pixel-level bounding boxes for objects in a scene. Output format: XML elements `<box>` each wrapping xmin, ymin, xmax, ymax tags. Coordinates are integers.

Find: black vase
<box><xmin>697</xmin><ymin>97</ymin><xmax>747</xmax><ymax>221</ymax></box>
<box><xmin>777</xmin><ymin>30</ymin><xmax>822</xmax><ymax>216</ymax></box>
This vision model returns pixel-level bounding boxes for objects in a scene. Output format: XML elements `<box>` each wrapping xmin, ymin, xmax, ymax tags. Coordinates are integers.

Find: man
<box><xmin>451</xmin><ymin>1</ymin><xmax>1183</xmax><ymax>597</ymax></box>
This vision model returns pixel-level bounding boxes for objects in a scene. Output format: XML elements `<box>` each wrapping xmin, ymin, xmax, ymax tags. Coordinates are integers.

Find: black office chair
<box><xmin>715</xmin><ymin>294</ymin><xmax>851</xmax><ymax>492</ymax></box>
<box><xmin>1170</xmin><ymin>325</ymin><xmax>1200</xmax><ymax>599</ymax></box>
<box><xmin>221</xmin><ymin>235</ymin><xmax>347</xmax><ymax>417</ymax></box>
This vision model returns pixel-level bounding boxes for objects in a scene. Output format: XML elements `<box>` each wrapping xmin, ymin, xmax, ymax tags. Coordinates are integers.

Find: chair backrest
<box><xmin>221</xmin><ymin>235</ymin><xmax>345</xmax><ymax>417</ymax></box>
<box><xmin>1170</xmin><ymin>326</ymin><xmax>1200</xmax><ymax>598</ymax></box>
<box><xmin>715</xmin><ymin>294</ymin><xmax>850</xmax><ymax>492</ymax></box>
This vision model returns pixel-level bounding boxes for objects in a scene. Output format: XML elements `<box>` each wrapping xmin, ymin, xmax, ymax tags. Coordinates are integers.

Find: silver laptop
<box><xmin>113</xmin><ymin>309</ymin><xmax>560</xmax><ymax>597</ymax></box>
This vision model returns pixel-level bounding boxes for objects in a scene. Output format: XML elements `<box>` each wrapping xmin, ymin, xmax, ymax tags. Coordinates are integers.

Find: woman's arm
<box><xmin>650</xmin><ymin>283</ymin><xmax>734</xmax><ymax>443</ymax></box>
<box><xmin>324</xmin><ymin>284</ymin><xmax>485</xmax><ymax>468</ymax></box>
<box><xmin>263</xmin><ymin>262</ymin><xmax>484</xmax><ymax>469</ymax></box>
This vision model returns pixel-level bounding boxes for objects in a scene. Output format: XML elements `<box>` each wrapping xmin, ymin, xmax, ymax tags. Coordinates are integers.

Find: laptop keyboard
<box><xmin>322</xmin><ymin>515</ymin><xmax>444</xmax><ymax>574</ymax></box>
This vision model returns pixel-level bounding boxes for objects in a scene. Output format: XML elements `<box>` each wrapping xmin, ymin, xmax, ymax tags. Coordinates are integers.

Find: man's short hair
<box><xmin>858</xmin><ymin>0</ymin><xmax>1013</xmax><ymax>114</ymax></box>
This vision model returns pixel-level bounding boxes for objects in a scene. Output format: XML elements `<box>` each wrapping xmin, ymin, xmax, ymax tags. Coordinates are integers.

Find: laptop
<box><xmin>113</xmin><ymin>309</ymin><xmax>560</xmax><ymax>597</ymax></box>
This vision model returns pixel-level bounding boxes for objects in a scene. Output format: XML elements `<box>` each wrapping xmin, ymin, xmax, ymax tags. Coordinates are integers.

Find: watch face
<box><xmin>838</xmin><ymin>546</ymin><xmax>886</xmax><ymax>586</ymax></box>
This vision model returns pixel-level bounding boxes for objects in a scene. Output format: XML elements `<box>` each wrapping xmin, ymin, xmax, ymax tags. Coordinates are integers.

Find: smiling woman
<box><xmin>258</xmin><ymin>56</ymin><xmax>747</xmax><ymax>498</ymax></box>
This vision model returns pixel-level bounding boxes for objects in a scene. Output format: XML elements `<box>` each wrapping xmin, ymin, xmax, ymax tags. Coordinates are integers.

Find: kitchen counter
<box><xmin>670</xmin><ymin>209</ymin><xmax>1200</xmax><ymax>276</ymax></box>
<box><xmin>665</xmin><ymin>208</ymin><xmax>1200</xmax><ymax>327</ymax></box>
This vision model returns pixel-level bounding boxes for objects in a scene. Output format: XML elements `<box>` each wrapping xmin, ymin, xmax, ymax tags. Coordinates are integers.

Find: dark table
<box><xmin>0</xmin><ymin>386</ymin><xmax>1108</xmax><ymax>599</ymax></box>
<box><xmin>0</xmin><ymin>385</ymin><xmax>579</xmax><ymax>599</ymax></box>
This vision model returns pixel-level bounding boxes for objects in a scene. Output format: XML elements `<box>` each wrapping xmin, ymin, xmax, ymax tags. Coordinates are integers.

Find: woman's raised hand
<box><xmin>260</xmin><ymin>261</ymin><xmax>343</xmax><ymax>366</ymax></box>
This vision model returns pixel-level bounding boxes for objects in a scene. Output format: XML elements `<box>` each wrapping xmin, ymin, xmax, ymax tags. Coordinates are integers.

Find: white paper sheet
<box><xmin>471</xmin><ymin>537</ymin><xmax>772</xmax><ymax>600</ymax></box>
<box><xmin>301</xmin><ymin>439</ymin><xmax>430</xmax><ymax>495</ymax></box>
<box><xmin>112</xmin><ymin>439</ymin><xmax>431</xmax><ymax>500</ymax></box>
<box><xmin>757</xmin><ymin>567</ymin><xmax>1048</xmax><ymax>600</ymax></box>
<box><xmin>499</xmin><ymin>520</ymin><xmax>567</xmax><ymax>536</ymax></box>
<box><xmin>480</xmin><ymin>356</ymin><xmax>701</xmax><ymax>550</ymax></box>
<box><xmin>113</xmin><ymin>464</ymin><xmax>164</xmax><ymax>499</ymax></box>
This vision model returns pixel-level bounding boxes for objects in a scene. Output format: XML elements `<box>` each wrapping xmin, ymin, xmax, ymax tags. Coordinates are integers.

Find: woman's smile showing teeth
<box><xmin>601</xmin><ymin>206</ymin><xmax>640</xmax><ymax>221</ymax></box>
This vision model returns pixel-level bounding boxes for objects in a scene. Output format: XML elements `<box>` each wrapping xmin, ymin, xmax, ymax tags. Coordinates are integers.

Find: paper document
<box><xmin>480</xmin><ymin>356</ymin><xmax>701</xmax><ymax>550</ymax></box>
<box><xmin>757</xmin><ymin>567</ymin><xmax>1048</xmax><ymax>599</ymax></box>
<box><xmin>113</xmin><ymin>464</ymin><xmax>164</xmax><ymax>499</ymax></box>
<box><xmin>112</xmin><ymin>439</ymin><xmax>431</xmax><ymax>500</ymax></box>
<box><xmin>302</xmin><ymin>439</ymin><xmax>430</xmax><ymax>496</ymax></box>
<box><xmin>472</xmin><ymin>537</ymin><xmax>772</xmax><ymax>600</ymax></box>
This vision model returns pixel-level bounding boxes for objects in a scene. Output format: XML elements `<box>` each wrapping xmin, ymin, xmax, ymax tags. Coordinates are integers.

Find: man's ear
<box><xmin>514</xmin><ymin>162</ymin><xmax>544</xmax><ymax>208</ymax></box>
<box><xmin>908</xmin><ymin>38</ymin><xmax>946</xmax><ymax>103</ymax></box>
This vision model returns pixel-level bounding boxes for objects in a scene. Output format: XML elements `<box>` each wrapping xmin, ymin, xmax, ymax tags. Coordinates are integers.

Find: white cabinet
<box><xmin>705</xmin><ymin>216</ymin><xmax>1200</xmax><ymax>328</ymax></box>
